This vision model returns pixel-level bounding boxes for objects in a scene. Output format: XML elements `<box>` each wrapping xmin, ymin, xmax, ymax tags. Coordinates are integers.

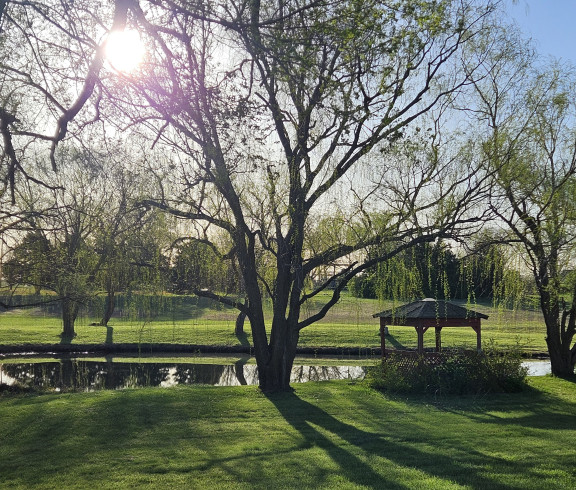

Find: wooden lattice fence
<box><xmin>382</xmin><ymin>349</ymin><xmax>482</xmax><ymax>373</ymax></box>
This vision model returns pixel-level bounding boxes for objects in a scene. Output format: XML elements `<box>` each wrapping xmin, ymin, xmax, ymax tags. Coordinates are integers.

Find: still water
<box><xmin>0</xmin><ymin>356</ymin><xmax>551</xmax><ymax>392</ymax></box>
<box><xmin>521</xmin><ymin>360</ymin><xmax>552</xmax><ymax>376</ymax></box>
<box><xmin>0</xmin><ymin>356</ymin><xmax>367</xmax><ymax>391</ymax></box>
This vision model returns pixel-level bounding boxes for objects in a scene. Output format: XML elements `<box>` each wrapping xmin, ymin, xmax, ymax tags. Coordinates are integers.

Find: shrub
<box><xmin>366</xmin><ymin>346</ymin><xmax>528</xmax><ymax>395</ymax></box>
<box><xmin>349</xmin><ymin>274</ymin><xmax>377</xmax><ymax>299</ymax></box>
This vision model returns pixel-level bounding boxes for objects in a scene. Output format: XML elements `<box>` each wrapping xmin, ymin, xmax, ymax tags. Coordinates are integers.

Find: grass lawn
<box><xmin>0</xmin><ymin>377</ymin><xmax>575</xmax><ymax>489</ymax></box>
<box><xmin>0</xmin><ymin>292</ymin><xmax>549</xmax><ymax>354</ymax></box>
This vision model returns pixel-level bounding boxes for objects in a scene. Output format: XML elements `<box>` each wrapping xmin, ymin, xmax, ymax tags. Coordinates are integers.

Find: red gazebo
<box><xmin>373</xmin><ymin>298</ymin><xmax>488</xmax><ymax>357</ymax></box>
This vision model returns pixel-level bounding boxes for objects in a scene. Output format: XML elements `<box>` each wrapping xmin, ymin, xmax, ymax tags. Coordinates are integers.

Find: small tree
<box><xmin>170</xmin><ymin>239</ymin><xmax>234</xmax><ymax>294</ymax></box>
<box><xmin>458</xmin><ymin>233</ymin><xmax>510</xmax><ymax>301</ymax></box>
<box><xmin>6</xmin><ymin>145</ymin><xmax>147</xmax><ymax>336</ymax></box>
<box><xmin>349</xmin><ymin>241</ymin><xmax>460</xmax><ymax>301</ymax></box>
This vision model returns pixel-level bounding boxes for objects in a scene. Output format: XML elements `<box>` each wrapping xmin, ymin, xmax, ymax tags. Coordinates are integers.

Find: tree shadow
<box><xmin>266</xmin><ymin>390</ymin><xmax>508</xmax><ymax>488</ymax></box>
<box><xmin>266</xmin><ymin>390</ymin><xmax>393</xmax><ymax>487</ymax></box>
<box><xmin>419</xmin><ymin>380</ymin><xmax>576</xmax><ymax>430</ymax></box>
<box><xmin>385</xmin><ymin>333</ymin><xmax>406</xmax><ymax>350</ymax></box>
<box><xmin>105</xmin><ymin>326</ymin><xmax>114</xmax><ymax>344</ymax></box>
<box><xmin>235</xmin><ymin>331</ymin><xmax>250</xmax><ymax>347</ymax></box>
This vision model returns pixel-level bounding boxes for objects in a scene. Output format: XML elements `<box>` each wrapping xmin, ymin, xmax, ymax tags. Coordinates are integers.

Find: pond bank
<box><xmin>0</xmin><ymin>343</ymin><xmax>381</xmax><ymax>357</ymax></box>
<box><xmin>0</xmin><ymin>342</ymin><xmax>551</xmax><ymax>359</ymax></box>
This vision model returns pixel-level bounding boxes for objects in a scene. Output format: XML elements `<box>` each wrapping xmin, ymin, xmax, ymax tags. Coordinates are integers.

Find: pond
<box><xmin>0</xmin><ymin>355</ymin><xmax>367</xmax><ymax>391</ymax></box>
<box><xmin>521</xmin><ymin>359</ymin><xmax>552</xmax><ymax>376</ymax></box>
<box><xmin>0</xmin><ymin>356</ymin><xmax>552</xmax><ymax>392</ymax></box>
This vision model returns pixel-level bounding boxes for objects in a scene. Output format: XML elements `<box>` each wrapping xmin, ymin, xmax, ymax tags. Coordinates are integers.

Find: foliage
<box><xmin>169</xmin><ymin>239</ymin><xmax>237</xmax><ymax>294</ymax></box>
<box><xmin>350</xmin><ymin>241</ymin><xmax>470</xmax><ymax>301</ymax></box>
<box><xmin>3</xmin><ymin>232</ymin><xmax>52</xmax><ymax>294</ymax></box>
<box><xmin>349</xmin><ymin>273</ymin><xmax>378</xmax><ymax>299</ymax></box>
<box><xmin>352</xmin><ymin>242</ymin><xmax>461</xmax><ymax>301</ymax></box>
<box><xmin>366</xmin><ymin>346</ymin><xmax>528</xmax><ymax>395</ymax></box>
<box><xmin>457</xmin><ymin>234</ymin><xmax>529</xmax><ymax>304</ymax></box>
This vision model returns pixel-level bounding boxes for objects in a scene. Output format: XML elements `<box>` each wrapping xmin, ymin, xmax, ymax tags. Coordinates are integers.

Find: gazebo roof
<box><xmin>373</xmin><ymin>298</ymin><xmax>488</xmax><ymax>321</ymax></box>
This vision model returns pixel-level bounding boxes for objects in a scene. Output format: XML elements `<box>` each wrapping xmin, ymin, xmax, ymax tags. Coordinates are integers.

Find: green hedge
<box><xmin>366</xmin><ymin>346</ymin><xmax>528</xmax><ymax>395</ymax></box>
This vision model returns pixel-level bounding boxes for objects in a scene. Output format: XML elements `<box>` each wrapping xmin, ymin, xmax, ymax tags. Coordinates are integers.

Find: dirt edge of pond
<box><xmin>0</xmin><ymin>343</ymin><xmax>551</xmax><ymax>359</ymax></box>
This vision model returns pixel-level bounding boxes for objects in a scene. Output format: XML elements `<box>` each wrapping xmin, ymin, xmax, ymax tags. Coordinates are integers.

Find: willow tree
<box><xmin>3</xmin><ymin>145</ymin><xmax>147</xmax><ymax>337</ymax></box>
<box><xmin>469</xmin><ymin>28</ymin><xmax>576</xmax><ymax>375</ymax></box>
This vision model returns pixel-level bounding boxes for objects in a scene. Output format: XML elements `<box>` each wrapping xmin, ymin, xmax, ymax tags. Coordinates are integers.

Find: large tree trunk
<box><xmin>61</xmin><ymin>297</ymin><xmax>79</xmax><ymax>337</ymax></box>
<box><xmin>548</xmin><ymin>345</ymin><xmax>574</xmax><ymax>375</ymax></box>
<box><xmin>257</xmin><ymin>323</ymin><xmax>300</xmax><ymax>392</ymax></box>
<box><xmin>545</xmin><ymin>314</ymin><xmax>576</xmax><ymax>376</ymax></box>
<box><xmin>100</xmin><ymin>290</ymin><xmax>116</xmax><ymax>326</ymax></box>
<box><xmin>540</xmin><ymin>287</ymin><xmax>576</xmax><ymax>376</ymax></box>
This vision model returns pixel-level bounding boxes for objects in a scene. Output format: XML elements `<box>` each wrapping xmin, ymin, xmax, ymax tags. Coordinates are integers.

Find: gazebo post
<box><xmin>471</xmin><ymin>321</ymin><xmax>482</xmax><ymax>352</ymax></box>
<box><xmin>416</xmin><ymin>326</ymin><xmax>429</xmax><ymax>353</ymax></box>
<box><xmin>435</xmin><ymin>327</ymin><xmax>442</xmax><ymax>352</ymax></box>
<box><xmin>380</xmin><ymin>320</ymin><xmax>387</xmax><ymax>358</ymax></box>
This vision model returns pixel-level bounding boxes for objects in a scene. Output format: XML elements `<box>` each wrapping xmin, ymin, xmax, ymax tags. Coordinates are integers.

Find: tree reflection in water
<box><xmin>0</xmin><ymin>359</ymin><xmax>367</xmax><ymax>391</ymax></box>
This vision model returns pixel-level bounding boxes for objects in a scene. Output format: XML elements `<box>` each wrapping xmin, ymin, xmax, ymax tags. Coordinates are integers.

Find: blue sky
<box><xmin>507</xmin><ymin>0</ymin><xmax>576</xmax><ymax>64</ymax></box>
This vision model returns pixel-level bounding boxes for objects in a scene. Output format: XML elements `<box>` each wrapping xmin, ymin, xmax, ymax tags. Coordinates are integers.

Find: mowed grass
<box><xmin>0</xmin><ymin>292</ymin><xmax>548</xmax><ymax>353</ymax></box>
<box><xmin>0</xmin><ymin>377</ymin><xmax>575</xmax><ymax>489</ymax></box>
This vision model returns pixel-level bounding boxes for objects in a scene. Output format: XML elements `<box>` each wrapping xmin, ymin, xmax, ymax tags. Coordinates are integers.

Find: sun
<box><xmin>105</xmin><ymin>30</ymin><xmax>145</xmax><ymax>73</ymax></box>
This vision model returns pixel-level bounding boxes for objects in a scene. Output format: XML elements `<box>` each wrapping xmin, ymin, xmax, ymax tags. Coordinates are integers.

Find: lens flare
<box><xmin>105</xmin><ymin>30</ymin><xmax>145</xmax><ymax>73</ymax></box>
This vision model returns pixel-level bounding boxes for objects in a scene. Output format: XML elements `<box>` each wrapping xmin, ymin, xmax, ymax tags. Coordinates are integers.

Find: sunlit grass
<box><xmin>0</xmin><ymin>292</ymin><xmax>549</xmax><ymax>354</ymax></box>
<box><xmin>0</xmin><ymin>377</ymin><xmax>574</xmax><ymax>488</ymax></box>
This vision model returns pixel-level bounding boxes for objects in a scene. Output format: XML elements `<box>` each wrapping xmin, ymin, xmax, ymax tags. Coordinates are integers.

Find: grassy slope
<box><xmin>0</xmin><ymin>292</ymin><xmax>549</xmax><ymax>353</ymax></box>
<box><xmin>0</xmin><ymin>377</ymin><xmax>575</xmax><ymax>489</ymax></box>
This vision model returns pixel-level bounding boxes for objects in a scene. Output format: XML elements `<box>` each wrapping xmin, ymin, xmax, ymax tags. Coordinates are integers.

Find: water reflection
<box><xmin>0</xmin><ymin>358</ymin><xmax>550</xmax><ymax>392</ymax></box>
<box><xmin>0</xmin><ymin>358</ymin><xmax>366</xmax><ymax>391</ymax></box>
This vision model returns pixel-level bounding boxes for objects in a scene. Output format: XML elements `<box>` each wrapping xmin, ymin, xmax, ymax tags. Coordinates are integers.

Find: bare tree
<box><xmin>4</xmin><ymin>143</ymin><xmax>149</xmax><ymax>336</ymax></box>
<box><xmin>99</xmin><ymin>0</ymin><xmax>497</xmax><ymax>391</ymax></box>
<box><xmin>0</xmin><ymin>0</ymin><xmax>132</xmax><ymax>201</ymax></box>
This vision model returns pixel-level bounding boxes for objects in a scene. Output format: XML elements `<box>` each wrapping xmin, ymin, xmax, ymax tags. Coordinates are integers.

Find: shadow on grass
<box><xmin>385</xmin><ymin>333</ymin><xmax>406</xmax><ymax>350</ymax></box>
<box><xmin>267</xmin><ymin>390</ymin><xmax>510</xmax><ymax>488</ymax></box>
<box><xmin>266</xmin><ymin>390</ymin><xmax>391</xmax><ymax>487</ymax></box>
<box><xmin>235</xmin><ymin>331</ymin><xmax>251</xmax><ymax>347</ymax></box>
<box><xmin>4</xmin><ymin>293</ymin><xmax>236</xmax><ymax>323</ymax></box>
<box><xmin>391</xmin><ymin>377</ymin><xmax>576</xmax><ymax>432</ymax></box>
<box><xmin>117</xmin><ymin>294</ymin><xmax>235</xmax><ymax>322</ymax></box>
<box><xmin>105</xmin><ymin>326</ymin><xmax>114</xmax><ymax>344</ymax></box>
<box><xmin>3</xmin><ymin>381</ymin><xmax>575</xmax><ymax>488</ymax></box>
